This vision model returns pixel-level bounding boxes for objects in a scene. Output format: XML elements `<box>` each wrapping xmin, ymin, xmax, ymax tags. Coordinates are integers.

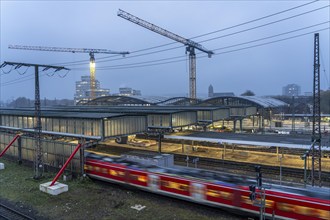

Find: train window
<box><xmin>276</xmin><ymin>202</ymin><xmax>327</xmax><ymax>219</ymax></box>
<box><xmin>295</xmin><ymin>206</ymin><xmax>315</xmax><ymax>216</ymax></box>
<box><xmin>138</xmin><ymin>175</ymin><xmax>147</xmax><ymax>182</ymax></box>
<box><xmin>179</xmin><ymin>184</ymin><xmax>189</xmax><ymax>191</ymax></box>
<box><xmin>221</xmin><ymin>191</ymin><xmax>232</xmax><ymax>200</ymax></box>
<box><xmin>161</xmin><ymin>180</ymin><xmax>169</xmax><ymax>187</ymax></box>
<box><xmin>101</xmin><ymin>168</ymin><xmax>107</xmax><ymax>174</ymax></box>
<box><xmin>316</xmin><ymin>209</ymin><xmax>330</xmax><ymax>220</ymax></box>
<box><xmin>161</xmin><ymin>180</ymin><xmax>189</xmax><ymax>191</ymax></box>
<box><xmin>241</xmin><ymin>195</ymin><xmax>253</xmax><ymax>205</ymax></box>
<box><xmin>206</xmin><ymin>189</ymin><xmax>221</xmax><ymax>198</ymax></box>
<box><xmin>129</xmin><ymin>174</ymin><xmax>138</xmax><ymax>181</ymax></box>
<box><xmin>84</xmin><ymin>165</ymin><xmax>93</xmax><ymax>171</ymax></box>
<box><xmin>264</xmin><ymin>199</ymin><xmax>274</xmax><ymax>208</ymax></box>
<box><xmin>276</xmin><ymin>202</ymin><xmax>295</xmax><ymax>212</ymax></box>
<box><xmin>109</xmin><ymin>169</ymin><xmax>125</xmax><ymax>177</ymax></box>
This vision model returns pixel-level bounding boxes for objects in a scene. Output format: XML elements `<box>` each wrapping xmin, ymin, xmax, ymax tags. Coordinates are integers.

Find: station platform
<box><xmin>97</xmin><ymin>139</ymin><xmax>330</xmax><ymax>173</ymax></box>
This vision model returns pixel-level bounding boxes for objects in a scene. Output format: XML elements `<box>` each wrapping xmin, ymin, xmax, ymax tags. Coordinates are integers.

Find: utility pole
<box><xmin>0</xmin><ymin>61</ymin><xmax>69</xmax><ymax>179</ymax></box>
<box><xmin>9</xmin><ymin>45</ymin><xmax>129</xmax><ymax>101</ymax></box>
<box><xmin>311</xmin><ymin>33</ymin><xmax>322</xmax><ymax>187</ymax></box>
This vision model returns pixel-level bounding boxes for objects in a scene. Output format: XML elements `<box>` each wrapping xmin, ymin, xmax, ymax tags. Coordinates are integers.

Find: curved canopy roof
<box><xmin>82</xmin><ymin>95</ymin><xmax>287</xmax><ymax>108</ymax></box>
<box><xmin>200</xmin><ymin>96</ymin><xmax>288</xmax><ymax>108</ymax></box>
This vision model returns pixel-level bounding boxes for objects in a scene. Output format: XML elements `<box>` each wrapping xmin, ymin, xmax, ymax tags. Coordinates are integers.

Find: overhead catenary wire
<box><xmin>55</xmin><ymin>5</ymin><xmax>330</xmax><ymax>69</ymax></box>
<box><xmin>50</xmin><ymin>0</ymin><xmax>325</xmax><ymax>66</ymax></box>
<box><xmin>320</xmin><ymin>49</ymin><xmax>329</xmax><ymax>89</ymax></box>
<box><xmin>69</xmin><ymin>22</ymin><xmax>329</xmax><ymax>70</ymax></box>
<box><xmin>2</xmin><ymin>3</ymin><xmax>329</xmax><ymax>86</ymax></box>
<box><xmin>1</xmin><ymin>67</ymin><xmax>70</xmax><ymax>87</ymax></box>
<box><xmin>68</xmin><ymin>27</ymin><xmax>329</xmax><ymax>71</ymax></box>
<box><xmin>0</xmin><ymin>66</ymin><xmax>14</xmax><ymax>75</ymax></box>
<box><xmin>2</xmin><ymin>23</ymin><xmax>329</xmax><ymax>87</ymax></box>
<box><xmin>15</xmin><ymin>66</ymin><xmax>30</xmax><ymax>75</ymax></box>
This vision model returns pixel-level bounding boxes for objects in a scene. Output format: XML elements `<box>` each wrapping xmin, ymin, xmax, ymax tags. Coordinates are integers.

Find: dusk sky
<box><xmin>1</xmin><ymin>0</ymin><xmax>329</xmax><ymax>102</ymax></box>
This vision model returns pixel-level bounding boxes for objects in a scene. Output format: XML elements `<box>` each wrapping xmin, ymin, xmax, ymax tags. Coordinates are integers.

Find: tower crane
<box><xmin>117</xmin><ymin>9</ymin><xmax>213</xmax><ymax>99</ymax></box>
<box><xmin>8</xmin><ymin>45</ymin><xmax>129</xmax><ymax>100</ymax></box>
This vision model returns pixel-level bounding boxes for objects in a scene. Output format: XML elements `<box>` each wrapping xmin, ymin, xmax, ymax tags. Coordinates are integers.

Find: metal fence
<box><xmin>0</xmin><ymin>132</ymin><xmax>81</xmax><ymax>173</ymax></box>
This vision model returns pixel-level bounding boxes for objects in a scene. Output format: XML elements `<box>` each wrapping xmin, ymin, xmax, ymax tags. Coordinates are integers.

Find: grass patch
<box><xmin>0</xmin><ymin>158</ymin><xmax>243</xmax><ymax>220</ymax></box>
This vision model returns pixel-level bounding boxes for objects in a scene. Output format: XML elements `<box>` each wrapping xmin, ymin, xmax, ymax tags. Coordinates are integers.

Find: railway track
<box><xmin>93</xmin><ymin>144</ymin><xmax>330</xmax><ymax>184</ymax></box>
<box><xmin>174</xmin><ymin>154</ymin><xmax>330</xmax><ymax>183</ymax></box>
<box><xmin>0</xmin><ymin>203</ymin><xmax>34</xmax><ymax>220</ymax></box>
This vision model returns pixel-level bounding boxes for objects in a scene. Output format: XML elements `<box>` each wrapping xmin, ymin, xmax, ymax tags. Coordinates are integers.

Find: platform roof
<box><xmin>0</xmin><ymin>109</ymin><xmax>124</xmax><ymax>119</ymax></box>
<box><xmin>82</xmin><ymin>95</ymin><xmax>287</xmax><ymax>108</ymax></box>
<box><xmin>164</xmin><ymin>132</ymin><xmax>330</xmax><ymax>149</ymax></box>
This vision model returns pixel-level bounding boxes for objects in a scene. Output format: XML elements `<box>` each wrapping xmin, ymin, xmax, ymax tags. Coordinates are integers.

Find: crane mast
<box><xmin>9</xmin><ymin>45</ymin><xmax>129</xmax><ymax>100</ymax></box>
<box><xmin>118</xmin><ymin>9</ymin><xmax>213</xmax><ymax>99</ymax></box>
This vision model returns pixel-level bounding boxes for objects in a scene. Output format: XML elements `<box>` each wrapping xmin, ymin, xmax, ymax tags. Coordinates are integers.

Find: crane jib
<box><xmin>117</xmin><ymin>9</ymin><xmax>213</xmax><ymax>56</ymax></box>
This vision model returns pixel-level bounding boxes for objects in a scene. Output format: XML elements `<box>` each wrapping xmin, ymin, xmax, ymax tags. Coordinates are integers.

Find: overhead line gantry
<box><xmin>8</xmin><ymin>45</ymin><xmax>130</xmax><ymax>100</ymax></box>
<box><xmin>117</xmin><ymin>9</ymin><xmax>214</xmax><ymax>99</ymax></box>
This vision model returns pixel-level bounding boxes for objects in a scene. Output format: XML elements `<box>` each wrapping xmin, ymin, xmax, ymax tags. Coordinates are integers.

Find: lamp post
<box><xmin>279</xmin><ymin>156</ymin><xmax>283</xmax><ymax>185</ymax></box>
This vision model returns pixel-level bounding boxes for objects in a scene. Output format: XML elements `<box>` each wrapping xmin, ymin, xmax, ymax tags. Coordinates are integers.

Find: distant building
<box><xmin>74</xmin><ymin>76</ymin><xmax>110</xmax><ymax>104</ymax></box>
<box><xmin>282</xmin><ymin>84</ymin><xmax>301</xmax><ymax>96</ymax></box>
<box><xmin>119</xmin><ymin>87</ymin><xmax>141</xmax><ymax>96</ymax></box>
<box><xmin>208</xmin><ymin>84</ymin><xmax>234</xmax><ymax>97</ymax></box>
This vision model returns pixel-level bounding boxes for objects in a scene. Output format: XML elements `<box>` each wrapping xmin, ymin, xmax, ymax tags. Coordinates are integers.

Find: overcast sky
<box><xmin>1</xmin><ymin>0</ymin><xmax>329</xmax><ymax>102</ymax></box>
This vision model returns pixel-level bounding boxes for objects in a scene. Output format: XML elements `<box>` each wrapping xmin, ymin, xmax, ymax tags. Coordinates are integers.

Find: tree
<box><xmin>241</xmin><ymin>90</ymin><xmax>255</xmax><ymax>96</ymax></box>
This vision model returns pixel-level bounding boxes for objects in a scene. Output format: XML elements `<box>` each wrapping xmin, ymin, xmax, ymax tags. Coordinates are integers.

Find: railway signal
<box><xmin>256</xmin><ymin>165</ymin><xmax>262</xmax><ymax>188</ymax></box>
<box><xmin>249</xmin><ymin>185</ymin><xmax>256</xmax><ymax>201</ymax></box>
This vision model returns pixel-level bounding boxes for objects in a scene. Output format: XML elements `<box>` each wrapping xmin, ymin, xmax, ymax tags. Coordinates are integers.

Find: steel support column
<box><xmin>311</xmin><ymin>33</ymin><xmax>322</xmax><ymax>187</ymax></box>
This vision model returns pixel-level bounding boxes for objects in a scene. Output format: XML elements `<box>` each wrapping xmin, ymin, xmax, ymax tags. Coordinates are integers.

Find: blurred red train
<box><xmin>84</xmin><ymin>152</ymin><xmax>330</xmax><ymax>220</ymax></box>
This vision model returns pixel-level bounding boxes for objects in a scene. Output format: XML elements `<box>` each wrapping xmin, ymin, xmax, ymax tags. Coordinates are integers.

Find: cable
<box><xmin>71</xmin><ymin>22</ymin><xmax>329</xmax><ymax>70</ymax></box>
<box><xmin>3</xmin><ymin>26</ymin><xmax>328</xmax><ymax>87</ymax></box>
<box><xmin>69</xmin><ymin>27</ymin><xmax>329</xmax><ymax>71</ymax></box>
<box><xmin>50</xmin><ymin>0</ymin><xmax>324</xmax><ymax>66</ymax></box>
<box><xmin>320</xmin><ymin>49</ymin><xmax>329</xmax><ymax>88</ymax></box>
<box><xmin>15</xmin><ymin>66</ymin><xmax>30</xmax><ymax>75</ymax></box>
<box><xmin>0</xmin><ymin>68</ymin><xmax>69</xmax><ymax>87</ymax></box>
<box><xmin>1</xmin><ymin>72</ymin><xmax>38</xmax><ymax>86</ymax></box>
<box><xmin>67</xmin><ymin>4</ymin><xmax>330</xmax><ymax>67</ymax></box>
<box><xmin>57</xmin><ymin>69</ymin><xmax>71</xmax><ymax>78</ymax></box>
<box><xmin>0</xmin><ymin>66</ymin><xmax>14</xmax><ymax>75</ymax></box>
